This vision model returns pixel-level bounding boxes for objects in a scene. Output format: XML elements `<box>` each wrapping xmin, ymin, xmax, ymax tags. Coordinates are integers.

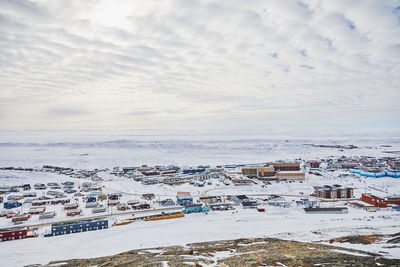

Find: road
<box><xmin>8</xmin><ymin>206</ymin><xmax>183</xmax><ymax>229</ymax></box>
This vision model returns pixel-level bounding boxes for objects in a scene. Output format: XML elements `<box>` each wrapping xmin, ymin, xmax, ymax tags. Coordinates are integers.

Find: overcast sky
<box><xmin>0</xmin><ymin>0</ymin><xmax>399</xmax><ymax>133</ymax></box>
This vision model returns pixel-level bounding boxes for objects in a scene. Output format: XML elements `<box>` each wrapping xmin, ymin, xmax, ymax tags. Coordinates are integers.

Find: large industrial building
<box><xmin>241</xmin><ymin>162</ymin><xmax>305</xmax><ymax>180</ymax></box>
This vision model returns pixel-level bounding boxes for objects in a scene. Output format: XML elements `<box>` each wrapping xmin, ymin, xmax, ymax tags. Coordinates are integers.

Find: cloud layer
<box><xmin>0</xmin><ymin>0</ymin><xmax>399</xmax><ymax>132</ymax></box>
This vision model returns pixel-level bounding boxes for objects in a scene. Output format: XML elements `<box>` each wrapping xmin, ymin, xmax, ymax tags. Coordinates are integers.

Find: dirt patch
<box><xmin>41</xmin><ymin>237</ymin><xmax>400</xmax><ymax>267</ymax></box>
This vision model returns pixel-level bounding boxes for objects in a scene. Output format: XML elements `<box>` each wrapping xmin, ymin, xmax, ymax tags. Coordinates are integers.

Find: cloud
<box><xmin>46</xmin><ymin>108</ymin><xmax>89</xmax><ymax>116</ymax></box>
<box><xmin>0</xmin><ymin>0</ymin><xmax>399</xmax><ymax>131</ymax></box>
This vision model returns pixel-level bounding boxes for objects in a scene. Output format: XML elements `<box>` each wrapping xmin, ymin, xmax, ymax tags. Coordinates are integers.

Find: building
<box><xmin>28</xmin><ymin>207</ymin><xmax>46</xmax><ymax>215</ymax></box>
<box><xmin>360</xmin><ymin>193</ymin><xmax>400</xmax><ymax>207</ymax></box>
<box><xmin>177</xmin><ymin>195</ymin><xmax>193</xmax><ymax>206</ymax></box>
<box><xmin>313</xmin><ymin>185</ymin><xmax>354</xmax><ymax>199</ymax></box>
<box><xmin>241</xmin><ymin>167</ymin><xmax>275</xmax><ymax>178</ymax></box>
<box><xmin>310</xmin><ymin>161</ymin><xmax>320</xmax><ymax>168</ymax></box>
<box><xmin>275</xmin><ymin>172</ymin><xmax>305</xmax><ymax>180</ymax></box>
<box><xmin>12</xmin><ymin>213</ymin><xmax>30</xmax><ymax>222</ymax></box>
<box><xmin>160</xmin><ymin>199</ymin><xmax>175</xmax><ymax>206</ymax></box>
<box><xmin>39</xmin><ymin>212</ymin><xmax>56</xmax><ymax>219</ymax></box>
<box><xmin>232</xmin><ymin>179</ymin><xmax>253</xmax><ymax>186</ymax></box>
<box><xmin>210</xmin><ymin>203</ymin><xmax>233</xmax><ymax>211</ymax></box>
<box><xmin>304</xmin><ymin>207</ymin><xmax>348</xmax><ymax>214</ymax></box>
<box><xmin>32</xmin><ymin>198</ymin><xmax>70</xmax><ymax>206</ymax></box>
<box><xmin>3</xmin><ymin>201</ymin><xmax>22</xmax><ymax>209</ymax></box>
<box><xmin>199</xmin><ymin>196</ymin><xmax>220</xmax><ymax>204</ymax></box>
<box><xmin>241</xmin><ymin>167</ymin><xmax>258</xmax><ymax>177</ymax></box>
<box><xmin>269</xmin><ymin>163</ymin><xmax>300</xmax><ymax>171</ymax></box>
<box><xmin>0</xmin><ymin>227</ymin><xmax>36</xmax><ymax>241</ymax></box>
<box><xmin>45</xmin><ymin>219</ymin><xmax>108</xmax><ymax>237</ymax></box>
<box><xmin>64</xmin><ymin>203</ymin><xmax>79</xmax><ymax>210</ymax></box>
<box><xmin>183</xmin><ymin>204</ymin><xmax>210</xmax><ymax>214</ymax></box>
<box><xmin>231</xmin><ymin>195</ymin><xmax>249</xmax><ymax>203</ymax></box>
<box><xmin>142</xmin><ymin>193</ymin><xmax>155</xmax><ymax>200</ymax></box>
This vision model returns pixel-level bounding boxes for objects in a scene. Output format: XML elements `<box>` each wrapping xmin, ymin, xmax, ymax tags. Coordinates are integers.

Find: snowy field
<box><xmin>0</xmin><ymin>130</ymin><xmax>399</xmax><ymax>168</ymax></box>
<box><xmin>0</xmin><ymin>131</ymin><xmax>399</xmax><ymax>266</ymax></box>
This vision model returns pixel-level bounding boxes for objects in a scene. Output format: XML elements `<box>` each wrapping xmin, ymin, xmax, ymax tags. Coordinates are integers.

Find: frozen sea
<box><xmin>0</xmin><ymin>130</ymin><xmax>399</xmax><ymax>169</ymax></box>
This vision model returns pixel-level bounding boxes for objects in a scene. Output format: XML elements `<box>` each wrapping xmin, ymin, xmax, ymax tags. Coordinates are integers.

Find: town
<box><xmin>0</xmin><ymin>154</ymin><xmax>399</xmax><ymax>243</ymax></box>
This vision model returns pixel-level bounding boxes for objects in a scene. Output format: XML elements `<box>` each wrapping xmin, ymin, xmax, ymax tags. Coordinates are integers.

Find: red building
<box><xmin>0</xmin><ymin>227</ymin><xmax>36</xmax><ymax>242</ymax></box>
<box><xmin>310</xmin><ymin>161</ymin><xmax>320</xmax><ymax>168</ymax></box>
<box><xmin>361</xmin><ymin>194</ymin><xmax>388</xmax><ymax>208</ymax></box>
<box><xmin>361</xmin><ymin>194</ymin><xmax>400</xmax><ymax>207</ymax></box>
<box><xmin>385</xmin><ymin>196</ymin><xmax>400</xmax><ymax>205</ymax></box>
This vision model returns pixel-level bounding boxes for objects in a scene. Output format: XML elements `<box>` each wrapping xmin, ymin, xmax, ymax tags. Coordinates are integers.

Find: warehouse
<box><xmin>45</xmin><ymin>219</ymin><xmax>108</xmax><ymax>237</ymax></box>
<box><xmin>304</xmin><ymin>207</ymin><xmax>348</xmax><ymax>214</ymax></box>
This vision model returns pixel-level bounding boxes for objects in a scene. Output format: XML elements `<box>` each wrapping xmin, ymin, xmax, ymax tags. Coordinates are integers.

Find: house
<box><xmin>3</xmin><ymin>201</ymin><xmax>22</xmax><ymax>209</ymax></box>
<box><xmin>141</xmin><ymin>178</ymin><xmax>158</xmax><ymax>185</ymax></box>
<box><xmin>0</xmin><ymin>227</ymin><xmax>36</xmax><ymax>241</ymax></box>
<box><xmin>64</xmin><ymin>203</ymin><xmax>79</xmax><ymax>210</ymax></box>
<box><xmin>7</xmin><ymin>195</ymin><xmax>24</xmax><ymax>201</ymax></box>
<box><xmin>23</xmin><ymin>192</ymin><xmax>37</xmax><ymax>198</ymax></box>
<box><xmin>131</xmin><ymin>203</ymin><xmax>150</xmax><ymax>210</ymax></box>
<box><xmin>183</xmin><ymin>204</ymin><xmax>210</xmax><ymax>214</ymax></box>
<box><xmin>28</xmin><ymin>207</ymin><xmax>46</xmax><ymax>215</ymax></box>
<box><xmin>108</xmin><ymin>200</ymin><xmax>120</xmax><ymax>206</ymax></box>
<box><xmin>44</xmin><ymin>219</ymin><xmax>108</xmax><ymax>237</ymax></box>
<box><xmin>232</xmin><ymin>179</ymin><xmax>253</xmax><ymax>186</ymax></box>
<box><xmin>32</xmin><ymin>198</ymin><xmax>70</xmax><ymax>206</ymax></box>
<box><xmin>34</xmin><ymin>183</ymin><xmax>46</xmax><ymax>190</ymax></box>
<box><xmin>22</xmin><ymin>184</ymin><xmax>31</xmax><ymax>191</ymax></box>
<box><xmin>177</xmin><ymin>192</ymin><xmax>193</xmax><ymax>205</ymax></box>
<box><xmin>39</xmin><ymin>212</ymin><xmax>56</xmax><ymax>219</ymax></box>
<box><xmin>66</xmin><ymin>209</ymin><xmax>81</xmax><ymax>216</ymax></box>
<box><xmin>108</xmin><ymin>194</ymin><xmax>120</xmax><ymax>200</ymax></box>
<box><xmin>210</xmin><ymin>203</ymin><xmax>233</xmax><ymax>211</ymax></box>
<box><xmin>142</xmin><ymin>193</ymin><xmax>155</xmax><ymax>200</ymax></box>
<box><xmin>117</xmin><ymin>203</ymin><xmax>129</xmax><ymax>211</ymax></box>
<box><xmin>12</xmin><ymin>213</ymin><xmax>30</xmax><ymax>222</ymax></box>
<box><xmin>160</xmin><ymin>199</ymin><xmax>175</xmax><ymax>206</ymax></box>
<box><xmin>231</xmin><ymin>195</ymin><xmax>249</xmax><ymax>203</ymax></box>
<box><xmin>310</xmin><ymin>161</ymin><xmax>320</xmax><ymax>168</ymax></box>
<box><xmin>87</xmin><ymin>196</ymin><xmax>97</xmax><ymax>203</ymax></box>
<box><xmin>182</xmin><ymin>168</ymin><xmax>205</xmax><ymax>174</ymax></box>
<box><xmin>242</xmin><ymin>200</ymin><xmax>258</xmax><ymax>209</ymax></box>
<box><xmin>177</xmin><ymin>195</ymin><xmax>193</xmax><ymax>206</ymax></box>
<box><xmin>92</xmin><ymin>206</ymin><xmax>107</xmax><ymax>213</ymax></box>
<box><xmin>85</xmin><ymin>202</ymin><xmax>98</xmax><ymax>208</ymax></box>
<box><xmin>199</xmin><ymin>196</ymin><xmax>220</xmax><ymax>204</ymax></box>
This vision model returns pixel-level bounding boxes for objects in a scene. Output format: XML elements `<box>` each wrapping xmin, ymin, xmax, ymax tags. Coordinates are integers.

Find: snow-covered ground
<box><xmin>0</xmin><ymin>132</ymin><xmax>399</xmax><ymax>266</ymax></box>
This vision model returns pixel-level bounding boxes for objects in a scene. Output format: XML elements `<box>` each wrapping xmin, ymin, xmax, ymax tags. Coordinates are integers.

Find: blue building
<box><xmin>182</xmin><ymin>168</ymin><xmax>205</xmax><ymax>174</ymax></box>
<box><xmin>87</xmin><ymin>196</ymin><xmax>97</xmax><ymax>202</ymax></box>
<box><xmin>183</xmin><ymin>204</ymin><xmax>210</xmax><ymax>214</ymax></box>
<box><xmin>177</xmin><ymin>195</ymin><xmax>193</xmax><ymax>206</ymax></box>
<box><xmin>45</xmin><ymin>219</ymin><xmax>108</xmax><ymax>237</ymax></box>
<box><xmin>4</xmin><ymin>201</ymin><xmax>22</xmax><ymax>209</ymax></box>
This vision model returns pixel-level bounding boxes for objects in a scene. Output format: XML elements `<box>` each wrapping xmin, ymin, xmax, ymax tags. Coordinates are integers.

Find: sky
<box><xmin>0</xmin><ymin>0</ymin><xmax>399</xmax><ymax>134</ymax></box>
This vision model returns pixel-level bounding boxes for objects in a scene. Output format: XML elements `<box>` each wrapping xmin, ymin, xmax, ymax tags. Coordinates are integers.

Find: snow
<box><xmin>0</xmin><ymin>133</ymin><xmax>399</xmax><ymax>266</ymax></box>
